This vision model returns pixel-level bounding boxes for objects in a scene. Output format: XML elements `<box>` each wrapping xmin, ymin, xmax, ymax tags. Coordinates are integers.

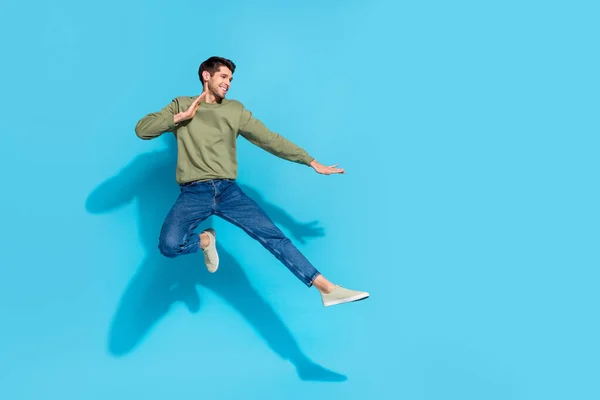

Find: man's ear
<box><xmin>202</xmin><ymin>71</ymin><xmax>211</xmax><ymax>83</ymax></box>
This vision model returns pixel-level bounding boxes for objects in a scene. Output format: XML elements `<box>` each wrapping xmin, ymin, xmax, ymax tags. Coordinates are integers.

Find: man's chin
<box><xmin>209</xmin><ymin>88</ymin><xmax>225</xmax><ymax>101</ymax></box>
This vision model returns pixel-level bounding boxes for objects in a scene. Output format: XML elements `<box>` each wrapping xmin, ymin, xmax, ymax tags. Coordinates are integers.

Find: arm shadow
<box><xmin>238</xmin><ymin>185</ymin><xmax>326</xmax><ymax>245</ymax></box>
<box><xmin>85</xmin><ymin>138</ymin><xmax>346</xmax><ymax>382</ymax></box>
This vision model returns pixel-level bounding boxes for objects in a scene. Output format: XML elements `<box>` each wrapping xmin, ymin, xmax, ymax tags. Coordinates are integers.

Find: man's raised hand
<box><xmin>174</xmin><ymin>92</ymin><xmax>206</xmax><ymax>124</ymax></box>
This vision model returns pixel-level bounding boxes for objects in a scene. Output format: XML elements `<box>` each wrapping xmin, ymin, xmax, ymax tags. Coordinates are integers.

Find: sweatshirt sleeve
<box><xmin>135</xmin><ymin>99</ymin><xmax>179</xmax><ymax>140</ymax></box>
<box><xmin>237</xmin><ymin>107</ymin><xmax>314</xmax><ymax>166</ymax></box>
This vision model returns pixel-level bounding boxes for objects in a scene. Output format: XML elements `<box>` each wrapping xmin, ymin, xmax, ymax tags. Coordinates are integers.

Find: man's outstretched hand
<box><xmin>310</xmin><ymin>160</ymin><xmax>345</xmax><ymax>175</ymax></box>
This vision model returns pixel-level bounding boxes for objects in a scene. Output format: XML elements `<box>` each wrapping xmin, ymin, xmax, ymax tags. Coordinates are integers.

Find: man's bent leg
<box><xmin>159</xmin><ymin>183</ymin><xmax>214</xmax><ymax>258</ymax></box>
<box><xmin>215</xmin><ymin>183</ymin><xmax>320</xmax><ymax>287</ymax></box>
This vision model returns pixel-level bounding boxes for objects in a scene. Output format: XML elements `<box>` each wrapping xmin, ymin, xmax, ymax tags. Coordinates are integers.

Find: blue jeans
<box><xmin>158</xmin><ymin>179</ymin><xmax>320</xmax><ymax>287</ymax></box>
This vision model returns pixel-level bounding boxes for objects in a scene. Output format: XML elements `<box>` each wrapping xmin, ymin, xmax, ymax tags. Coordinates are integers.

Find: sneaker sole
<box><xmin>323</xmin><ymin>292</ymin><xmax>370</xmax><ymax>307</ymax></box>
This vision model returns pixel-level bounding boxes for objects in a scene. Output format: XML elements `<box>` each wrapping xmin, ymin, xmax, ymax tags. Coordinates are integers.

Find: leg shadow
<box><xmin>107</xmin><ymin>243</ymin><xmax>346</xmax><ymax>381</ymax></box>
<box><xmin>199</xmin><ymin>245</ymin><xmax>346</xmax><ymax>381</ymax></box>
<box><xmin>107</xmin><ymin>253</ymin><xmax>201</xmax><ymax>356</ymax></box>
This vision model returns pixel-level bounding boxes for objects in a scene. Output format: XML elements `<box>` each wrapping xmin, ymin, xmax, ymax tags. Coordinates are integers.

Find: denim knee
<box><xmin>158</xmin><ymin>235</ymin><xmax>182</xmax><ymax>258</ymax></box>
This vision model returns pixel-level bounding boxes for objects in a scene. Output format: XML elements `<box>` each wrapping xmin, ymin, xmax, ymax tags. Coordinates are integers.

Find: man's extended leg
<box><xmin>215</xmin><ymin>181</ymin><xmax>369</xmax><ymax>306</ymax></box>
<box><xmin>158</xmin><ymin>181</ymin><xmax>219</xmax><ymax>271</ymax></box>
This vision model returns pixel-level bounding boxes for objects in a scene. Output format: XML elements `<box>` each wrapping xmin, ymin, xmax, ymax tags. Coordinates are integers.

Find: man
<box><xmin>135</xmin><ymin>56</ymin><xmax>368</xmax><ymax>307</ymax></box>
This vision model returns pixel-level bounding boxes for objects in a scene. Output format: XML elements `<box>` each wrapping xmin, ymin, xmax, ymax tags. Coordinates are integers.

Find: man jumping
<box><xmin>135</xmin><ymin>56</ymin><xmax>369</xmax><ymax>307</ymax></box>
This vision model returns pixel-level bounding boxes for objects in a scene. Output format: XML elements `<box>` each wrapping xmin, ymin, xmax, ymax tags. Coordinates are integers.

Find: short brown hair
<box><xmin>198</xmin><ymin>56</ymin><xmax>236</xmax><ymax>85</ymax></box>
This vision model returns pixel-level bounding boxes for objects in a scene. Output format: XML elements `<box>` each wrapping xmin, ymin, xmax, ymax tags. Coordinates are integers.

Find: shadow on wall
<box><xmin>85</xmin><ymin>136</ymin><xmax>346</xmax><ymax>382</ymax></box>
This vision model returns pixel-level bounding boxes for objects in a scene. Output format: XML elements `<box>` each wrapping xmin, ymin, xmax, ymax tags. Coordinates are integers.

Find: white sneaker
<box><xmin>321</xmin><ymin>285</ymin><xmax>369</xmax><ymax>307</ymax></box>
<box><xmin>201</xmin><ymin>229</ymin><xmax>219</xmax><ymax>273</ymax></box>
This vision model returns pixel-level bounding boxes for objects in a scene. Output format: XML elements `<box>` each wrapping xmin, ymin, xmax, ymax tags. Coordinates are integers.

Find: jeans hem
<box><xmin>307</xmin><ymin>272</ymin><xmax>321</xmax><ymax>288</ymax></box>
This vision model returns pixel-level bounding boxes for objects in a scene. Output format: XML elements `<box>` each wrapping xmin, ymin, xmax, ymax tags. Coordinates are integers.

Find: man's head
<box><xmin>198</xmin><ymin>56</ymin><xmax>236</xmax><ymax>100</ymax></box>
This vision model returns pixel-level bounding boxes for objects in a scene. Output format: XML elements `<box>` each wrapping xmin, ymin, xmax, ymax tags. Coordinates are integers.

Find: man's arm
<box><xmin>237</xmin><ymin>108</ymin><xmax>314</xmax><ymax>165</ymax></box>
<box><xmin>135</xmin><ymin>99</ymin><xmax>179</xmax><ymax>140</ymax></box>
<box><xmin>238</xmin><ymin>108</ymin><xmax>345</xmax><ymax>175</ymax></box>
<box><xmin>135</xmin><ymin>94</ymin><xmax>206</xmax><ymax>140</ymax></box>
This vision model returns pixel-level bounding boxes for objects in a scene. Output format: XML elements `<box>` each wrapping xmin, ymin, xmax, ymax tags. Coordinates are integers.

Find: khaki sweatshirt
<box><xmin>135</xmin><ymin>96</ymin><xmax>314</xmax><ymax>184</ymax></box>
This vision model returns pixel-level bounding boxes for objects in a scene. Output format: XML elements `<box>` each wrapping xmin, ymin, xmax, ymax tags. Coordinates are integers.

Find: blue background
<box><xmin>1</xmin><ymin>0</ymin><xmax>598</xmax><ymax>399</ymax></box>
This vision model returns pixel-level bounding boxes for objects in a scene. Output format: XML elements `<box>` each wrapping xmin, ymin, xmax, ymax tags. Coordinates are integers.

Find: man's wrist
<box><xmin>173</xmin><ymin>113</ymin><xmax>184</xmax><ymax>124</ymax></box>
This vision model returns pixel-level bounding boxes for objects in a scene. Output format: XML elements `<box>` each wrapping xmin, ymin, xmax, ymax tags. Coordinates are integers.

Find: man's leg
<box><xmin>215</xmin><ymin>182</ymin><xmax>369</xmax><ymax>306</ymax></box>
<box><xmin>158</xmin><ymin>182</ymin><xmax>218</xmax><ymax>270</ymax></box>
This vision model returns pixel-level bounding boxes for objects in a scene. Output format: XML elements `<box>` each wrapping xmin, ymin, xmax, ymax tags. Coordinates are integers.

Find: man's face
<box><xmin>204</xmin><ymin>66</ymin><xmax>233</xmax><ymax>99</ymax></box>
